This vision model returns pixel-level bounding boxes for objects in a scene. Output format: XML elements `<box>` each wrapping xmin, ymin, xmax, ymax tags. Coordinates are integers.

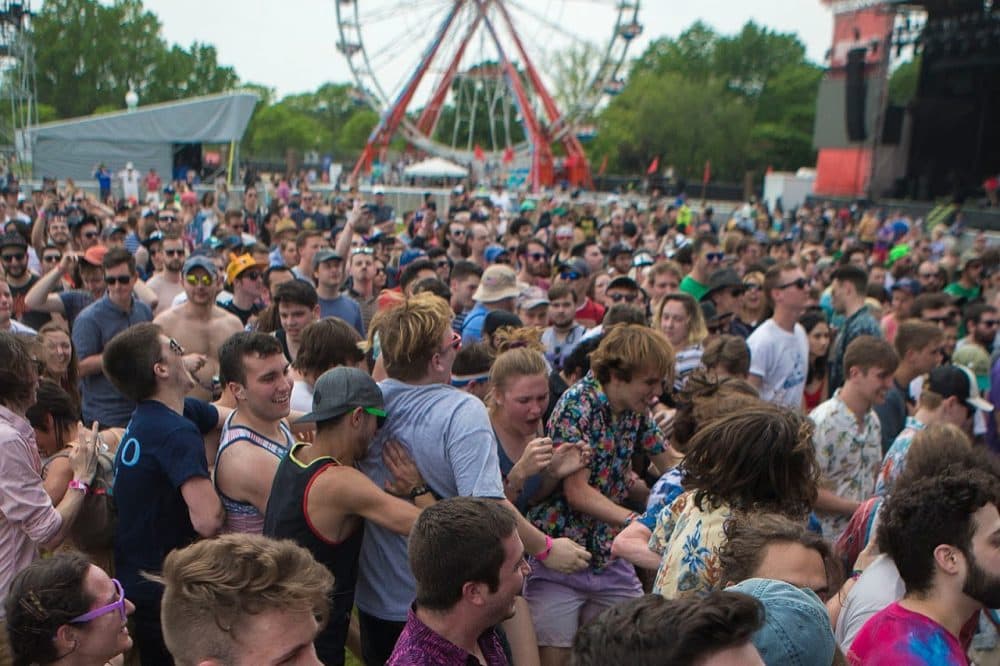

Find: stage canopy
<box><xmin>403</xmin><ymin>157</ymin><xmax>469</xmax><ymax>179</ymax></box>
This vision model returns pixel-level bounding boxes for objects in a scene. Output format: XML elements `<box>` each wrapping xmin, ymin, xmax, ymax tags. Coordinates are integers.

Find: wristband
<box><xmin>534</xmin><ymin>535</ymin><xmax>554</xmax><ymax>562</ymax></box>
<box><xmin>407</xmin><ymin>484</ymin><xmax>430</xmax><ymax>500</ymax></box>
<box><xmin>623</xmin><ymin>511</ymin><xmax>638</xmax><ymax>527</ymax></box>
<box><xmin>68</xmin><ymin>479</ymin><xmax>90</xmax><ymax>495</ymax></box>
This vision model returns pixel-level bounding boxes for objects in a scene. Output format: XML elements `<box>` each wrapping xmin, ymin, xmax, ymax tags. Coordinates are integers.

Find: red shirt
<box><xmin>575</xmin><ymin>297</ymin><xmax>605</xmax><ymax>327</ymax></box>
<box><xmin>387</xmin><ymin>607</ymin><xmax>508</xmax><ymax>666</ymax></box>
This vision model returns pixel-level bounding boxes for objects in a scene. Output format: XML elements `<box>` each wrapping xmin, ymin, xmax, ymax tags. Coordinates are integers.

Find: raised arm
<box><xmin>25</xmin><ymin>254</ymin><xmax>74</xmax><ymax>313</ymax></box>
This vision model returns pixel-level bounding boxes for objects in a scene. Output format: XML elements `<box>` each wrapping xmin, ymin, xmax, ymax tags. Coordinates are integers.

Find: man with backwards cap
<box><xmin>154</xmin><ymin>255</ymin><xmax>243</xmax><ymax>401</ymax></box>
<box><xmin>264</xmin><ymin>366</ymin><xmax>434</xmax><ymax>666</ymax></box>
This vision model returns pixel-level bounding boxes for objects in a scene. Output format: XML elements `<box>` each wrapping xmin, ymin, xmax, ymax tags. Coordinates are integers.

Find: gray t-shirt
<box><xmin>835</xmin><ymin>554</ymin><xmax>905</xmax><ymax>651</ymax></box>
<box><xmin>356</xmin><ymin>379</ymin><xmax>504</xmax><ymax>621</ymax></box>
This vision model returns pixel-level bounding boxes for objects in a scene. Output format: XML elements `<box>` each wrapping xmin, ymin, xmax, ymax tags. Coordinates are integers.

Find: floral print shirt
<box><xmin>875</xmin><ymin>417</ymin><xmax>925</xmax><ymax>497</ymax></box>
<box><xmin>810</xmin><ymin>390</ymin><xmax>882</xmax><ymax>539</ymax></box>
<box><xmin>649</xmin><ymin>491</ymin><xmax>731</xmax><ymax>599</ymax></box>
<box><xmin>527</xmin><ymin>372</ymin><xmax>664</xmax><ymax>571</ymax></box>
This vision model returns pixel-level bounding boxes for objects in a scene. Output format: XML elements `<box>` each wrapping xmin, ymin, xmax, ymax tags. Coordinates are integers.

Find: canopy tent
<box><xmin>403</xmin><ymin>157</ymin><xmax>469</xmax><ymax>179</ymax></box>
<box><xmin>26</xmin><ymin>92</ymin><xmax>258</xmax><ymax>182</ymax></box>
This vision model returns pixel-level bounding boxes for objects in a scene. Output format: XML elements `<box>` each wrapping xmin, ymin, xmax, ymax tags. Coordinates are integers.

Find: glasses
<box><xmin>776</xmin><ymin>277</ymin><xmax>808</xmax><ymax>290</ymax></box>
<box><xmin>925</xmin><ymin>315</ymin><xmax>953</xmax><ymax>325</ymax></box>
<box><xmin>185</xmin><ymin>274</ymin><xmax>213</xmax><ymax>286</ymax></box>
<box><xmin>981</xmin><ymin>320</ymin><xmax>1000</xmax><ymax>327</ymax></box>
<box><xmin>505</xmin><ymin>245</ymin><xmax>518</xmax><ymax>254</ymax></box>
<box><xmin>609</xmin><ymin>292</ymin><xmax>638</xmax><ymax>303</ymax></box>
<box><xmin>450</xmin><ymin>228</ymin><xmax>466</xmax><ymax>236</ymax></box>
<box><xmin>42</xmin><ymin>254</ymin><xmax>61</xmax><ymax>263</ymax></box>
<box><xmin>352</xmin><ymin>247</ymin><xmax>374</xmax><ymax>256</ymax></box>
<box><xmin>159</xmin><ymin>215</ymin><xmax>178</xmax><ymax>222</ymax></box>
<box><xmin>560</xmin><ymin>271</ymin><xmax>582</xmax><ymax>281</ymax></box>
<box><xmin>434</xmin><ymin>259</ymin><xmax>450</xmax><ymax>269</ymax></box>
<box><xmin>743</xmin><ymin>283</ymin><xmax>762</xmax><ymax>292</ymax></box>
<box><xmin>440</xmin><ymin>330</ymin><xmax>461</xmax><ymax>354</ymax></box>
<box><xmin>82</xmin><ymin>231</ymin><xmax>99</xmax><ymax>239</ymax></box>
<box><xmin>526</xmin><ymin>252</ymin><xmax>547</xmax><ymax>261</ymax></box>
<box><xmin>70</xmin><ymin>579</ymin><xmax>128</xmax><ymax>625</ymax></box>
<box><xmin>240</xmin><ymin>270</ymin><xmax>262</xmax><ymax>281</ymax></box>
<box><xmin>104</xmin><ymin>275</ymin><xmax>131</xmax><ymax>285</ymax></box>
<box><xmin>1</xmin><ymin>252</ymin><xmax>25</xmax><ymax>263</ymax></box>
<box><xmin>168</xmin><ymin>338</ymin><xmax>185</xmax><ymax>356</ymax></box>
<box><xmin>705</xmin><ymin>252</ymin><xmax>725</xmax><ymax>263</ymax></box>
<box><xmin>918</xmin><ymin>273</ymin><xmax>938</xmax><ymax>279</ymax></box>
<box><xmin>163</xmin><ymin>249</ymin><xmax>185</xmax><ymax>257</ymax></box>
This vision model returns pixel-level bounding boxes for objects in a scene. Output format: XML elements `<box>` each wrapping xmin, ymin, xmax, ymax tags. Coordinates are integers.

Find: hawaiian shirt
<box><xmin>527</xmin><ymin>372</ymin><xmax>664</xmax><ymax>571</ymax></box>
<box><xmin>828</xmin><ymin>306</ymin><xmax>883</xmax><ymax>393</ymax></box>
<box><xmin>875</xmin><ymin>417</ymin><xmax>926</xmax><ymax>497</ymax></box>
<box><xmin>387</xmin><ymin>606</ymin><xmax>508</xmax><ymax>666</ymax></box>
<box><xmin>810</xmin><ymin>390</ymin><xmax>883</xmax><ymax>539</ymax></box>
<box><xmin>649</xmin><ymin>491</ymin><xmax>731</xmax><ymax>599</ymax></box>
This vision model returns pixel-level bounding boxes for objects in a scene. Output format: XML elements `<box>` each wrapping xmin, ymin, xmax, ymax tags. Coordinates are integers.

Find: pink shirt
<box><xmin>0</xmin><ymin>404</ymin><xmax>62</xmax><ymax>618</ymax></box>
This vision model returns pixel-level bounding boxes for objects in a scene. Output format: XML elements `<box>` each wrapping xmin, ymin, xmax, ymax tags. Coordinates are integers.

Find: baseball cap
<box><xmin>182</xmin><ymin>256</ymin><xmax>217</xmax><ymax>277</ymax></box>
<box><xmin>0</xmin><ymin>231</ymin><xmax>27</xmax><ymax>250</ymax></box>
<box><xmin>399</xmin><ymin>248</ymin><xmax>428</xmax><ymax>268</ymax></box>
<box><xmin>275</xmin><ymin>218</ymin><xmax>298</xmax><ymax>235</ymax></box>
<box><xmin>373</xmin><ymin>186</ymin><xmax>385</xmax><ymax>195</ymax></box>
<box><xmin>518</xmin><ymin>286</ymin><xmax>549</xmax><ymax>311</ymax></box>
<box><xmin>295</xmin><ymin>366</ymin><xmax>386</xmax><ymax>424</ymax></box>
<box><xmin>557</xmin><ymin>258</ymin><xmax>590</xmax><ymax>279</ymax></box>
<box><xmin>886</xmin><ymin>244</ymin><xmax>910</xmax><ymax>267</ymax></box>
<box><xmin>928</xmin><ymin>364</ymin><xmax>993</xmax><ymax>412</ymax></box>
<box><xmin>473</xmin><ymin>265</ymin><xmax>522</xmax><ymax>303</ymax></box>
<box><xmin>484</xmin><ymin>310</ymin><xmax>523</xmax><ymax>338</ymax></box>
<box><xmin>608</xmin><ymin>244</ymin><xmax>633</xmax><ymax>260</ymax></box>
<box><xmin>312</xmin><ymin>248</ymin><xmax>343</xmax><ymax>268</ymax></box>
<box><xmin>890</xmin><ymin>277</ymin><xmax>921</xmax><ymax>296</ymax></box>
<box><xmin>226</xmin><ymin>254</ymin><xmax>263</xmax><ymax>284</ymax></box>
<box><xmin>607</xmin><ymin>276</ymin><xmax>639</xmax><ymax>292</ymax></box>
<box><xmin>701</xmin><ymin>268</ymin><xmax>744</xmax><ymax>302</ymax></box>
<box><xmin>484</xmin><ymin>245</ymin><xmax>509</xmax><ymax>264</ymax></box>
<box><xmin>726</xmin><ymin>578</ymin><xmax>835</xmax><ymax>666</ymax></box>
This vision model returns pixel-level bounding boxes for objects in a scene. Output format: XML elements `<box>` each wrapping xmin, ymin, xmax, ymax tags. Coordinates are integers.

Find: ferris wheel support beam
<box><xmin>493</xmin><ymin>1</ymin><xmax>592</xmax><ymax>188</ymax></box>
<box><xmin>351</xmin><ymin>0</ymin><xmax>465</xmax><ymax>182</ymax></box>
<box><xmin>478</xmin><ymin>3</ymin><xmax>552</xmax><ymax>192</ymax></box>
<box><xmin>416</xmin><ymin>10</ymin><xmax>485</xmax><ymax>139</ymax></box>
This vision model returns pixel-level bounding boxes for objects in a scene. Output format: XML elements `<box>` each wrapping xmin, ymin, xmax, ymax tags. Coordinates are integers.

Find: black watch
<box><xmin>408</xmin><ymin>484</ymin><xmax>430</xmax><ymax>499</ymax></box>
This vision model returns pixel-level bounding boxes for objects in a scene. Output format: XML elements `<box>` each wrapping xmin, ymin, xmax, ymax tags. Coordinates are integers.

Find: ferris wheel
<box><xmin>335</xmin><ymin>0</ymin><xmax>642</xmax><ymax>190</ymax></box>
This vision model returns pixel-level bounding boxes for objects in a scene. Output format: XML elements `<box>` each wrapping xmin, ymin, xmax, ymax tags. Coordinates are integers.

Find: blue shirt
<box><xmin>460</xmin><ymin>302</ymin><xmax>490</xmax><ymax>344</ymax></box>
<box><xmin>71</xmin><ymin>295</ymin><xmax>153</xmax><ymax>426</ymax></box>
<box><xmin>112</xmin><ymin>399</ymin><xmax>217</xmax><ymax>602</ymax></box>
<box><xmin>318</xmin><ymin>294</ymin><xmax>365</xmax><ymax>336</ymax></box>
<box><xmin>828</xmin><ymin>306</ymin><xmax>883</xmax><ymax>393</ymax></box>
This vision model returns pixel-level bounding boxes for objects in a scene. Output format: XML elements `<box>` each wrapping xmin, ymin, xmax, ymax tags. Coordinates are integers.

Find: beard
<box><xmin>963</xmin><ymin>549</ymin><xmax>1000</xmax><ymax>609</ymax></box>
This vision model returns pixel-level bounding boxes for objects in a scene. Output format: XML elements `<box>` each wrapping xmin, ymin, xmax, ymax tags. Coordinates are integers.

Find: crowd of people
<box><xmin>1</xmin><ymin>171</ymin><xmax>1000</xmax><ymax>665</ymax></box>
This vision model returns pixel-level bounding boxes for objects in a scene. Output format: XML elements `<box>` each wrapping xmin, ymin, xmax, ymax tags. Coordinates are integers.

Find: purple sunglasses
<box><xmin>70</xmin><ymin>578</ymin><xmax>127</xmax><ymax>624</ymax></box>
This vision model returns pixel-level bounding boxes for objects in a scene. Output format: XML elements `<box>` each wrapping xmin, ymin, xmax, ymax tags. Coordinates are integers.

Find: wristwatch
<box><xmin>407</xmin><ymin>484</ymin><xmax>430</xmax><ymax>499</ymax></box>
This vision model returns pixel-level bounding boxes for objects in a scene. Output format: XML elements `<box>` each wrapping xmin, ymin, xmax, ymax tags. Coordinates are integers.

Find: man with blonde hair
<box><xmin>357</xmin><ymin>292</ymin><xmax>590</xmax><ymax>665</ymax></box>
<box><xmin>157</xmin><ymin>533</ymin><xmax>334</xmax><ymax>666</ymax></box>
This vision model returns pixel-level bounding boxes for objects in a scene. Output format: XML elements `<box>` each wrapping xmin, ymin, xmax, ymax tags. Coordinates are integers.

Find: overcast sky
<box><xmin>121</xmin><ymin>0</ymin><xmax>834</xmax><ymax>100</ymax></box>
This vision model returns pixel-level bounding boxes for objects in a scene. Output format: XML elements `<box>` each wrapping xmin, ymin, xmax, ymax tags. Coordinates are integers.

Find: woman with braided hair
<box><xmin>5</xmin><ymin>551</ymin><xmax>134</xmax><ymax>666</ymax></box>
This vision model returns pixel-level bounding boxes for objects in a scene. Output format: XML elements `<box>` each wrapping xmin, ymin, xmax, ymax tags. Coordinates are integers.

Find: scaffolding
<box><xmin>0</xmin><ymin>1</ymin><xmax>35</xmax><ymax>179</ymax></box>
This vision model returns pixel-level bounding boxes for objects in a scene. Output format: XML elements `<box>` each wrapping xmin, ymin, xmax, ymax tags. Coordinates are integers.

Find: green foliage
<box><xmin>593</xmin><ymin>20</ymin><xmax>823</xmax><ymax>181</ymax></box>
<box><xmin>889</xmin><ymin>57</ymin><xmax>921</xmax><ymax>106</ymax></box>
<box><xmin>32</xmin><ymin>0</ymin><xmax>238</xmax><ymax>118</ymax></box>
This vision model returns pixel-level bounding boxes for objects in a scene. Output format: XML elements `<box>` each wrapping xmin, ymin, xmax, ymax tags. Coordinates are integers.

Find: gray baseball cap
<box><xmin>182</xmin><ymin>256</ymin><xmax>216</xmax><ymax>277</ymax></box>
<box><xmin>312</xmin><ymin>248</ymin><xmax>343</xmax><ymax>268</ymax></box>
<box><xmin>295</xmin><ymin>366</ymin><xmax>386</xmax><ymax>423</ymax></box>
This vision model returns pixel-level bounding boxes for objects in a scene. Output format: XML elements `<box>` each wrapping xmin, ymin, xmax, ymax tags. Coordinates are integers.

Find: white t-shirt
<box><xmin>118</xmin><ymin>168</ymin><xmax>140</xmax><ymax>200</ymax></box>
<box><xmin>747</xmin><ymin>318</ymin><xmax>809</xmax><ymax>409</ymax></box>
<box><xmin>290</xmin><ymin>380</ymin><xmax>313</xmax><ymax>414</ymax></box>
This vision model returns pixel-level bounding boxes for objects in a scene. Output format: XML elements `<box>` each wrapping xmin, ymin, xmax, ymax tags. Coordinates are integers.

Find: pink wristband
<box><xmin>534</xmin><ymin>535</ymin><xmax>554</xmax><ymax>561</ymax></box>
<box><xmin>68</xmin><ymin>479</ymin><xmax>89</xmax><ymax>495</ymax></box>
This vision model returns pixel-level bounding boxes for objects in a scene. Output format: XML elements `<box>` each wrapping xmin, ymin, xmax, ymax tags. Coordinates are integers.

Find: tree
<box><xmin>546</xmin><ymin>42</ymin><xmax>602</xmax><ymax>119</ymax></box>
<box><xmin>889</xmin><ymin>57</ymin><xmax>921</xmax><ymax>106</ymax></box>
<box><xmin>244</xmin><ymin>103</ymin><xmax>333</xmax><ymax>159</ymax></box>
<box><xmin>32</xmin><ymin>0</ymin><xmax>238</xmax><ymax>118</ymax></box>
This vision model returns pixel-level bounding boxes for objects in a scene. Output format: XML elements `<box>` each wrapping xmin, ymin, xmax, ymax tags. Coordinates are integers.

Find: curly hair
<box><xmin>680</xmin><ymin>403</ymin><xmax>818</xmax><ymax>517</ymax></box>
<box><xmin>590</xmin><ymin>323</ymin><xmax>674</xmax><ymax>386</ymax></box>
<box><xmin>670</xmin><ymin>373</ymin><xmax>759</xmax><ymax>453</ymax></box>
<box><xmin>571</xmin><ymin>591</ymin><xmax>763</xmax><ymax>666</ymax></box>
<box><xmin>153</xmin><ymin>533</ymin><xmax>334</xmax><ymax>666</ymax></box>
<box><xmin>5</xmin><ymin>551</ymin><xmax>92</xmax><ymax>666</ymax></box>
<box><xmin>876</xmin><ymin>467</ymin><xmax>1000</xmax><ymax>595</ymax></box>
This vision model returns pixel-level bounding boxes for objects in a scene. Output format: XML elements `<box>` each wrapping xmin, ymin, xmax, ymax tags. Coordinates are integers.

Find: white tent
<box><xmin>403</xmin><ymin>157</ymin><xmax>468</xmax><ymax>179</ymax></box>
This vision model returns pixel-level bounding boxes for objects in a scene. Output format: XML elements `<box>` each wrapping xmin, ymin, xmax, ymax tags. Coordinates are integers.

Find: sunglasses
<box><xmin>82</xmin><ymin>231</ymin><xmax>99</xmax><ymax>239</ymax></box>
<box><xmin>609</xmin><ymin>292</ymin><xmax>638</xmax><ymax>303</ymax></box>
<box><xmin>163</xmin><ymin>249</ymin><xmax>185</xmax><ymax>257</ymax></box>
<box><xmin>981</xmin><ymin>320</ymin><xmax>1000</xmax><ymax>327</ymax></box>
<box><xmin>352</xmin><ymin>247</ymin><xmax>375</xmax><ymax>256</ymax></box>
<box><xmin>441</xmin><ymin>330</ymin><xmax>461</xmax><ymax>353</ymax></box>
<box><xmin>705</xmin><ymin>252</ymin><xmax>725</xmax><ymax>263</ymax></box>
<box><xmin>159</xmin><ymin>215</ymin><xmax>178</xmax><ymax>222</ymax></box>
<box><xmin>450</xmin><ymin>228</ymin><xmax>466</xmax><ymax>236</ymax></box>
<box><xmin>168</xmin><ymin>337</ymin><xmax>185</xmax><ymax>356</ymax></box>
<box><xmin>43</xmin><ymin>254</ymin><xmax>62</xmax><ymax>262</ymax></box>
<box><xmin>185</xmin><ymin>273</ymin><xmax>213</xmax><ymax>286</ymax></box>
<box><xmin>434</xmin><ymin>259</ymin><xmax>450</xmax><ymax>269</ymax></box>
<box><xmin>505</xmin><ymin>246</ymin><xmax>518</xmax><ymax>254</ymax></box>
<box><xmin>560</xmin><ymin>271</ymin><xmax>582</xmax><ymax>281</ymax></box>
<box><xmin>240</xmin><ymin>270</ymin><xmax>262</xmax><ymax>281</ymax></box>
<box><xmin>1</xmin><ymin>252</ymin><xmax>25</xmax><ymax>262</ymax></box>
<box><xmin>526</xmin><ymin>252</ymin><xmax>547</xmax><ymax>261</ymax></box>
<box><xmin>925</xmin><ymin>315</ymin><xmax>954</xmax><ymax>324</ymax></box>
<box><xmin>70</xmin><ymin>578</ymin><xmax>128</xmax><ymax>625</ymax></box>
<box><xmin>776</xmin><ymin>277</ymin><xmax>808</xmax><ymax>290</ymax></box>
<box><xmin>104</xmin><ymin>275</ymin><xmax>131</xmax><ymax>285</ymax></box>
<box><xmin>742</xmin><ymin>282</ymin><xmax>762</xmax><ymax>292</ymax></box>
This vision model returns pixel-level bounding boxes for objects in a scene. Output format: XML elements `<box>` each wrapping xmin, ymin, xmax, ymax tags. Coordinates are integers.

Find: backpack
<box><xmin>43</xmin><ymin>448</ymin><xmax>117</xmax><ymax>552</ymax></box>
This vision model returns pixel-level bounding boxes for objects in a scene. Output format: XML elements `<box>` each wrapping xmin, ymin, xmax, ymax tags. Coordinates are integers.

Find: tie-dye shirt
<box><xmin>848</xmin><ymin>602</ymin><xmax>968</xmax><ymax>665</ymax></box>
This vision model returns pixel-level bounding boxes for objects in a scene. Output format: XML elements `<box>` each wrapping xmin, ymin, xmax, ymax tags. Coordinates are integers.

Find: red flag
<box><xmin>474</xmin><ymin>144</ymin><xmax>485</xmax><ymax>161</ymax></box>
<box><xmin>702</xmin><ymin>160</ymin><xmax>711</xmax><ymax>184</ymax></box>
<box><xmin>597</xmin><ymin>155</ymin><xmax>608</xmax><ymax>176</ymax></box>
<box><xmin>502</xmin><ymin>146</ymin><xmax>514</xmax><ymax>163</ymax></box>
<box><xmin>646</xmin><ymin>156</ymin><xmax>659</xmax><ymax>175</ymax></box>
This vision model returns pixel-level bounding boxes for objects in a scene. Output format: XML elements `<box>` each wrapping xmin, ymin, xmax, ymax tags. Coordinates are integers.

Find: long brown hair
<box><xmin>37</xmin><ymin>322</ymin><xmax>80</xmax><ymax>405</ymax></box>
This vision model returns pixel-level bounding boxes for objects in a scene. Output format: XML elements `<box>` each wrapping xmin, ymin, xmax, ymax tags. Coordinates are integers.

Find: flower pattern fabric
<box><xmin>875</xmin><ymin>417</ymin><xmax>925</xmax><ymax>497</ymax></box>
<box><xmin>810</xmin><ymin>390</ymin><xmax>882</xmax><ymax>539</ymax></box>
<box><xmin>527</xmin><ymin>372</ymin><xmax>664</xmax><ymax>572</ymax></box>
<box><xmin>649</xmin><ymin>491</ymin><xmax>731</xmax><ymax>599</ymax></box>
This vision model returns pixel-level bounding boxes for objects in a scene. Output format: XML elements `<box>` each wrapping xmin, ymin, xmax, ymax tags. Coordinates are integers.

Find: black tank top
<box><xmin>263</xmin><ymin>443</ymin><xmax>363</xmax><ymax>666</ymax></box>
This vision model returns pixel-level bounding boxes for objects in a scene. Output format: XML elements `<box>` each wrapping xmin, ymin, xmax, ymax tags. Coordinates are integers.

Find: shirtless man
<box><xmin>146</xmin><ymin>234</ymin><xmax>186</xmax><ymax>315</ymax></box>
<box><xmin>214</xmin><ymin>332</ymin><xmax>294</xmax><ymax>534</ymax></box>
<box><xmin>155</xmin><ymin>256</ymin><xmax>244</xmax><ymax>401</ymax></box>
